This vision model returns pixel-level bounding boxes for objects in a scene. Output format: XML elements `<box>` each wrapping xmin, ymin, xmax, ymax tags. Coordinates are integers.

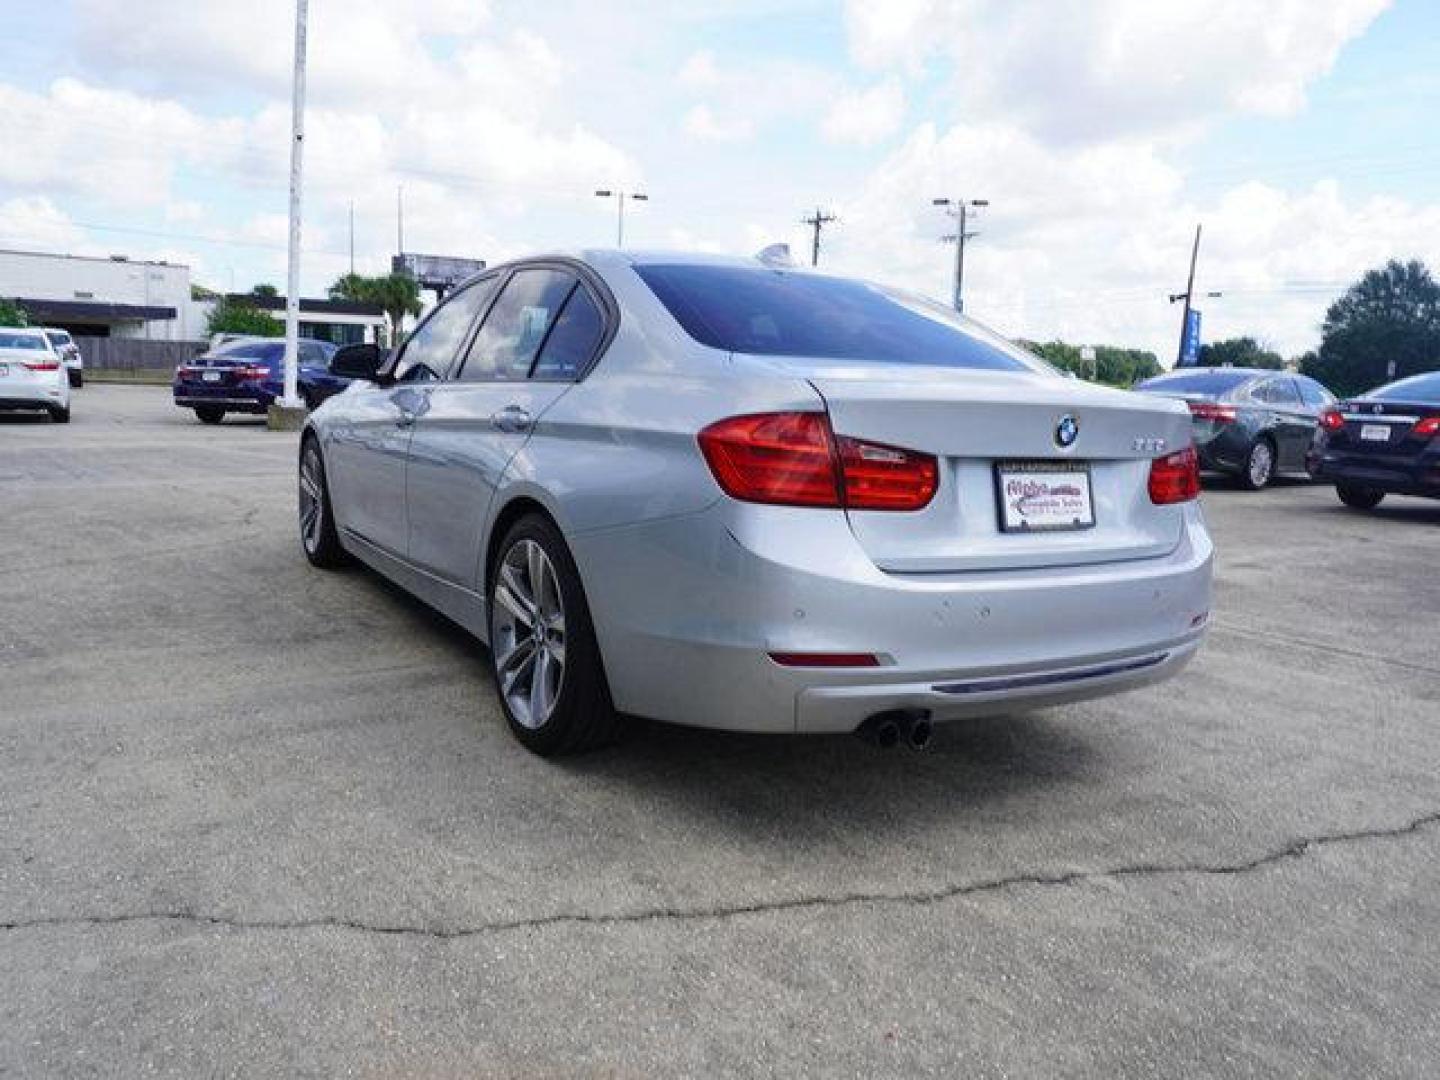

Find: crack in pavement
<box><xmin>4</xmin><ymin>811</ymin><xmax>1438</xmax><ymax>942</ymax></box>
<box><xmin>1212</xmin><ymin>618</ymin><xmax>1440</xmax><ymax>677</ymax></box>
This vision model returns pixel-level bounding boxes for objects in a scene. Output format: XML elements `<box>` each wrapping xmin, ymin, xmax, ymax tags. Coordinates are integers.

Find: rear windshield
<box><xmin>1364</xmin><ymin>372</ymin><xmax>1440</xmax><ymax>403</ymax></box>
<box><xmin>1135</xmin><ymin>371</ymin><xmax>1252</xmax><ymax>395</ymax></box>
<box><xmin>214</xmin><ymin>341</ymin><xmax>283</xmax><ymax>363</ymax></box>
<box><xmin>634</xmin><ymin>264</ymin><xmax>1033</xmax><ymax>371</ymax></box>
<box><xmin>0</xmin><ymin>332</ymin><xmax>48</xmax><ymax>351</ymax></box>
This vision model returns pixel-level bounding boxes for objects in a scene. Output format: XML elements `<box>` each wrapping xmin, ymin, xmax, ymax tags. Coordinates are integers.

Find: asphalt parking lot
<box><xmin>3</xmin><ymin>384</ymin><xmax>1439</xmax><ymax>1078</ymax></box>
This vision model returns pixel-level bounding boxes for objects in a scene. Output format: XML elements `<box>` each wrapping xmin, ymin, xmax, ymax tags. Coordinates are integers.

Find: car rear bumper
<box><xmin>1310</xmin><ymin>449</ymin><xmax>1440</xmax><ymax>498</ymax></box>
<box><xmin>0</xmin><ymin>384</ymin><xmax>67</xmax><ymax>410</ymax></box>
<box><xmin>571</xmin><ymin>499</ymin><xmax>1214</xmax><ymax>734</ymax></box>
<box><xmin>173</xmin><ymin>384</ymin><xmax>272</xmax><ymax>413</ymax></box>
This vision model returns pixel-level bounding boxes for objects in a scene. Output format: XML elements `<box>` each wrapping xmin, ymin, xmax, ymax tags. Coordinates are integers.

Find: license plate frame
<box><xmin>1359</xmin><ymin>424</ymin><xmax>1390</xmax><ymax>442</ymax></box>
<box><xmin>994</xmin><ymin>460</ymin><xmax>1096</xmax><ymax>533</ymax></box>
<box><xmin>202</xmin><ymin>370</ymin><xmax>222</xmax><ymax>383</ymax></box>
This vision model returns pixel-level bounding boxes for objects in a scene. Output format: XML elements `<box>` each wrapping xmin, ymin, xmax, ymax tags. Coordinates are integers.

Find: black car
<box><xmin>1134</xmin><ymin>368</ymin><xmax>1336</xmax><ymax>489</ymax></box>
<box><xmin>172</xmin><ymin>338</ymin><xmax>348</xmax><ymax>424</ymax></box>
<box><xmin>1308</xmin><ymin>371</ymin><xmax>1440</xmax><ymax>509</ymax></box>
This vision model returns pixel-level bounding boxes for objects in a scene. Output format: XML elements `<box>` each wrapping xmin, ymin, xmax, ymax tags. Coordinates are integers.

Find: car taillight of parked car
<box><xmin>1187</xmin><ymin>401</ymin><xmax>1236</xmax><ymax>423</ymax></box>
<box><xmin>1319</xmin><ymin>409</ymin><xmax>1345</xmax><ymax>432</ymax></box>
<box><xmin>697</xmin><ymin>411</ymin><xmax>938</xmax><ymax>511</ymax></box>
<box><xmin>1414</xmin><ymin>417</ymin><xmax>1440</xmax><ymax>438</ymax></box>
<box><xmin>1148</xmin><ymin>446</ymin><xmax>1201</xmax><ymax>505</ymax></box>
<box><xmin>233</xmin><ymin>364</ymin><xmax>270</xmax><ymax>381</ymax></box>
<box><xmin>22</xmin><ymin>359</ymin><xmax>61</xmax><ymax>372</ymax></box>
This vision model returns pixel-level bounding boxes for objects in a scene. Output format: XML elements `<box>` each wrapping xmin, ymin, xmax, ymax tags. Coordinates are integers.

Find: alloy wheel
<box><xmin>492</xmin><ymin>539</ymin><xmax>567</xmax><ymax>729</ymax></box>
<box><xmin>1248</xmin><ymin>441</ymin><xmax>1274</xmax><ymax>488</ymax></box>
<box><xmin>299</xmin><ymin>443</ymin><xmax>324</xmax><ymax>554</ymax></box>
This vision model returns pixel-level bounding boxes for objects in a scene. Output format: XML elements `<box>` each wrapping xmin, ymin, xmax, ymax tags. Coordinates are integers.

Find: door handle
<box><xmin>491</xmin><ymin>405</ymin><xmax>533</xmax><ymax>433</ymax></box>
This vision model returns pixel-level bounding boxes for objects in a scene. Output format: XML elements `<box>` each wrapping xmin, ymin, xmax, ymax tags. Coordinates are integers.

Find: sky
<box><xmin>1</xmin><ymin>0</ymin><xmax>1437</xmax><ymax>362</ymax></box>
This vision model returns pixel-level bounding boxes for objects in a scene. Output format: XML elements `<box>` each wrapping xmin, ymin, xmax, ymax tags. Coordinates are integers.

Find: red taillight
<box><xmin>768</xmin><ymin>652</ymin><xmax>881</xmax><ymax>668</ymax></box>
<box><xmin>1320</xmin><ymin>409</ymin><xmax>1345</xmax><ymax>432</ymax></box>
<box><xmin>23</xmin><ymin>360</ymin><xmax>61</xmax><ymax>372</ymax></box>
<box><xmin>697</xmin><ymin>412</ymin><xmax>937</xmax><ymax>511</ymax></box>
<box><xmin>233</xmin><ymin>364</ymin><xmax>270</xmax><ymax>381</ymax></box>
<box><xmin>1148</xmin><ymin>445</ymin><xmax>1201</xmax><ymax>505</ymax></box>
<box><xmin>1188</xmin><ymin>401</ymin><xmax>1236</xmax><ymax>423</ymax></box>
<box><xmin>1413</xmin><ymin>416</ymin><xmax>1440</xmax><ymax>438</ymax></box>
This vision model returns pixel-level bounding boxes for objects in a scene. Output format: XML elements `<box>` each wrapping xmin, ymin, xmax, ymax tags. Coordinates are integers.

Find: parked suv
<box><xmin>1135</xmin><ymin>368</ymin><xmax>1336</xmax><ymax>489</ymax></box>
<box><xmin>172</xmin><ymin>337</ymin><xmax>348</xmax><ymax>423</ymax></box>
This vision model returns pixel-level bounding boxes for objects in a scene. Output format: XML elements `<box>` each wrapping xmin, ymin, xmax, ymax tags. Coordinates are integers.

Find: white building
<box><xmin>0</xmin><ymin>248</ymin><xmax>383</xmax><ymax>345</ymax></box>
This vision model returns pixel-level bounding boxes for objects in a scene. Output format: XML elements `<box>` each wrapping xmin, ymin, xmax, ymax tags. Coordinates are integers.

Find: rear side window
<box><xmin>1135</xmin><ymin>371</ymin><xmax>1253</xmax><ymax>395</ymax></box>
<box><xmin>634</xmin><ymin>264</ymin><xmax>1032</xmax><ymax>371</ymax></box>
<box><xmin>460</xmin><ymin>268</ymin><xmax>577</xmax><ymax>381</ymax></box>
<box><xmin>1296</xmin><ymin>377</ymin><xmax>1333</xmax><ymax>408</ymax></box>
<box><xmin>532</xmin><ymin>286</ymin><xmax>605</xmax><ymax>380</ymax></box>
<box><xmin>1251</xmin><ymin>378</ymin><xmax>1300</xmax><ymax>405</ymax></box>
<box><xmin>1368</xmin><ymin>372</ymin><xmax>1440</xmax><ymax>403</ymax></box>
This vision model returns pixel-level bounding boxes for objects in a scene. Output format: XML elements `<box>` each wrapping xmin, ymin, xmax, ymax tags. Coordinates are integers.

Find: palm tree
<box><xmin>328</xmin><ymin>272</ymin><xmax>422</xmax><ymax>345</ymax></box>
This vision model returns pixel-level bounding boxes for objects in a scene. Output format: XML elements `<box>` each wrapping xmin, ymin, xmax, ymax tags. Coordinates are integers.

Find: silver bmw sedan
<box><xmin>300</xmin><ymin>251</ymin><xmax>1212</xmax><ymax>755</ymax></box>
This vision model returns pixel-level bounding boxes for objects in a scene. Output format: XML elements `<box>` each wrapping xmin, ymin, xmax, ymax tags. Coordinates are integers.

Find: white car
<box><xmin>42</xmin><ymin>328</ymin><xmax>83</xmax><ymax>387</ymax></box>
<box><xmin>0</xmin><ymin>327</ymin><xmax>71</xmax><ymax>422</ymax></box>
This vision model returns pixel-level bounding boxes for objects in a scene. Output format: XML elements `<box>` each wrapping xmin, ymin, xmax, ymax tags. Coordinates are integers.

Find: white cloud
<box><xmin>683</xmin><ymin>105</ymin><xmax>755</xmax><ymax>143</ymax></box>
<box><xmin>0</xmin><ymin>196</ymin><xmax>89</xmax><ymax>252</ymax></box>
<box><xmin>845</xmin><ymin>0</ymin><xmax>1391</xmax><ymax>141</ymax></box>
<box><xmin>822</xmin><ymin>79</ymin><xmax>906</xmax><ymax>146</ymax></box>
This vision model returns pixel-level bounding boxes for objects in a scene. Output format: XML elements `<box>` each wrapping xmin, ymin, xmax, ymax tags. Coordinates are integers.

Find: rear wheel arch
<box><xmin>484</xmin><ymin>496</ymin><xmax>560</xmax><ymax>596</ymax></box>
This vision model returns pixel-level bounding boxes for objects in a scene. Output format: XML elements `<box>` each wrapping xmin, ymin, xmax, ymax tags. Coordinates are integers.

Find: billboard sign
<box><xmin>392</xmin><ymin>253</ymin><xmax>487</xmax><ymax>292</ymax></box>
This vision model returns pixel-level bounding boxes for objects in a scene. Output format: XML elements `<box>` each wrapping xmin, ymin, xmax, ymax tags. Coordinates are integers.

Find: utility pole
<box><xmin>348</xmin><ymin>200</ymin><xmax>355</xmax><ymax>275</ymax></box>
<box><xmin>595</xmin><ymin>190</ymin><xmax>648</xmax><ymax>247</ymax></box>
<box><xmin>396</xmin><ymin>184</ymin><xmax>404</xmax><ymax>258</ymax></box>
<box><xmin>933</xmin><ymin>197</ymin><xmax>988</xmax><ymax>313</ymax></box>
<box><xmin>275</xmin><ymin>0</ymin><xmax>307</xmax><ymax>419</ymax></box>
<box><xmin>1168</xmin><ymin>223</ymin><xmax>1221</xmax><ymax>367</ymax></box>
<box><xmin>801</xmin><ymin>207</ymin><xmax>838</xmax><ymax>267</ymax></box>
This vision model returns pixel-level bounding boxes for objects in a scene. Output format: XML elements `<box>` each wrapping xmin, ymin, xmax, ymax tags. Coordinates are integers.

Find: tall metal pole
<box><xmin>1175</xmin><ymin>223</ymin><xmax>1201</xmax><ymax>367</ymax></box>
<box><xmin>348</xmin><ymin>200</ymin><xmax>355</xmax><ymax>275</ymax></box>
<box><xmin>396</xmin><ymin>185</ymin><xmax>404</xmax><ymax>257</ymax></box>
<box><xmin>617</xmin><ymin>193</ymin><xmax>625</xmax><ymax>248</ymax></box>
<box><xmin>953</xmin><ymin>203</ymin><xmax>967</xmax><ymax>312</ymax></box>
<box><xmin>279</xmin><ymin>0</ymin><xmax>307</xmax><ymax>411</ymax></box>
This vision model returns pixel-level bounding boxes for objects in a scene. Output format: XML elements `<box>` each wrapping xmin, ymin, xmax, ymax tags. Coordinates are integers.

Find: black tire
<box><xmin>1237</xmin><ymin>437</ymin><xmax>1276</xmax><ymax>490</ymax></box>
<box><xmin>49</xmin><ymin>405</ymin><xmax>71</xmax><ymax>424</ymax></box>
<box><xmin>301</xmin><ymin>386</ymin><xmax>318</xmax><ymax>411</ymax></box>
<box><xmin>1336</xmin><ymin>482</ymin><xmax>1385</xmax><ymax>510</ymax></box>
<box><xmin>68</xmin><ymin>370</ymin><xmax>83</xmax><ymax>388</ymax></box>
<box><xmin>487</xmin><ymin>513</ymin><xmax>618</xmax><ymax>756</ymax></box>
<box><xmin>298</xmin><ymin>436</ymin><xmax>350</xmax><ymax>569</ymax></box>
<box><xmin>195</xmin><ymin>406</ymin><xmax>225</xmax><ymax>425</ymax></box>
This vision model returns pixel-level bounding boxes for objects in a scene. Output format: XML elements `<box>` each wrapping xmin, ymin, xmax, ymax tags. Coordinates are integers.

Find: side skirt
<box><xmin>340</xmin><ymin>528</ymin><xmax>491</xmax><ymax>644</ymax></box>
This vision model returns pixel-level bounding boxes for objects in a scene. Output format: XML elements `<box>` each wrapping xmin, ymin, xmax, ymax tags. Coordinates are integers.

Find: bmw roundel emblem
<box><xmin>1055</xmin><ymin>414</ymin><xmax>1080</xmax><ymax>448</ymax></box>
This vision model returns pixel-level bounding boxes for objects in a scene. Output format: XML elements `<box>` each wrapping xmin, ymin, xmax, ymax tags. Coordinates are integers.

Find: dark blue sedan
<box><xmin>1310</xmin><ymin>371</ymin><xmax>1440</xmax><ymax>509</ymax></box>
<box><xmin>173</xmin><ymin>338</ymin><xmax>351</xmax><ymax>424</ymax></box>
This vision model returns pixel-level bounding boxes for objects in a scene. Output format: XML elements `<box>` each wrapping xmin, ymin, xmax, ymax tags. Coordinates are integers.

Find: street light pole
<box><xmin>595</xmin><ymin>190</ymin><xmax>648</xmax><ymax>247</ymax></box>
<box><xmin>278</xmin><ymin>0</ymin><xmax>308</xmax><ymax>414</ymax></box>
<box><xmin>933</xmin><ymin>197</ymin><xmax>988</xmax><ymax>313</ymax></box>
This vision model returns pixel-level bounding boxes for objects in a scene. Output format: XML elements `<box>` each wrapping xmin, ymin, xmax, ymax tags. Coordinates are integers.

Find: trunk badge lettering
<box><xmin>1055</xmin><ymin>414</ymin><xmax>1080</xmax><ymax>448</ymax></box>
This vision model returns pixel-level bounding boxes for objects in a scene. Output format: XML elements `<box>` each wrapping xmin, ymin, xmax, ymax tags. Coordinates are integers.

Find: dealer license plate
<box><xmin>996</xmin><ymin>462</ymin><xmax>1096</xmax><ymax>533</ymax></box>
<box><xmin>1359</xmin><ymin>424</ymin><xmax>1390</xmax><ymax>442</ymax></box>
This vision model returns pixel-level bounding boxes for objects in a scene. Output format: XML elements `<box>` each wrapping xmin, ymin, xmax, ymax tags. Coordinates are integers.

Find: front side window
<box><xmin>635</xmin><ymin>263</ymin><xmax>1035</xmax><ymax>371</ymax></box>
<box><xmin>459</xmin><ymin>269</ymin><xmax>578</xmax><ymax>382</ymax></box>
<box><xmin>394</xmin><ymin>278</ymin><xmax>498</xmax><ymax>382</ymax></box>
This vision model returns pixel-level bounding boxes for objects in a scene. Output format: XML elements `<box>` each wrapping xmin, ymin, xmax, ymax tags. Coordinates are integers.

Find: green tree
<box><xmin>251</xmin><ymin>283</ymin><xmax>280</xmax><ymax>299</ymax></box>
<box><xmin>329</xmin><ymin>272</ymin><xmax>421</xmax><ymax>345</ymax></box>
<box><xmin>1301</xmin><ymin>259</ymin><xmax>1440</xmax><ymax>396</ymax></box>
<box><xmin>1197</xmin><ymin>336</ymin><xmax>1284</xmax><ymax>370</ymax></box>
<box><xmin>206</xmin><ymin>296</ymin><xmax>282</xmax><ymax>338</ymax></box>
<box><xmin>1018</xmin><ymin>340</ymin><xmax>1162</xmax><ymax>388</ymax></box>
<box><xmin>0</xmin><ymin>297</ymin><xmax>28</xmax><ymax>326</ymax></box>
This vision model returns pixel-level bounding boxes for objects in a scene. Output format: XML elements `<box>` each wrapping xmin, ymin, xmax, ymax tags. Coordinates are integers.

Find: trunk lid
<box><xmin>1334</xmin><ymin>398</ymin><xmax>1440</xmax><ymax>458</ymax></box>
<box><xmin>768</xmin><ymin>360</ymin><xmax>1194</xmax><ymax>572</ymax></box>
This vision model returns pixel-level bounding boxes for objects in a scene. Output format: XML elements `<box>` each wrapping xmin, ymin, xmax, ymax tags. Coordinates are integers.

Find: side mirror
<box><xmin>330</xmin><ymin>343</ymin><xmax>387</xmax><ymax>382</ymax></box>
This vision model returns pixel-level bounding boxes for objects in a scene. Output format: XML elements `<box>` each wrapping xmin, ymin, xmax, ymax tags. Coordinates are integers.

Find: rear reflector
<box><xmin>1188</xmin><ymin>401</ymin><xmax>1236</xmax><ymax>423</ymax></box>
<box><xmin>768</xmin><ymin>652</ymin><xmax>881</xmax><ymax>668</ymax></box>
<box><xmin>1319</xmin><ymin>409</ymin><xmax>1345</xmax><ymax>431</ymax></box>
<box><xmin>1148</xmin><ymin>445</ymin><xmax>1201</xmax><ymax>504</ymax></box>
<box><xmin>697</xmin><ymin>412</ymin><xmax>937</xmax><ymax>511</ymax></box>
<box><xmin>1413</xmin><ymin>416</ymin><xmax>1440</xmax><ymax>438</ymax></box>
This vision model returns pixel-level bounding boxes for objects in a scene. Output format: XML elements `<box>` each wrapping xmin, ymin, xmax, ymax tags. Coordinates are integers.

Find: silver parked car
<box><xmin>301</xmin><ymin>251</ymin><xmax>1212</xmax><ymax>755</ymax></box>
